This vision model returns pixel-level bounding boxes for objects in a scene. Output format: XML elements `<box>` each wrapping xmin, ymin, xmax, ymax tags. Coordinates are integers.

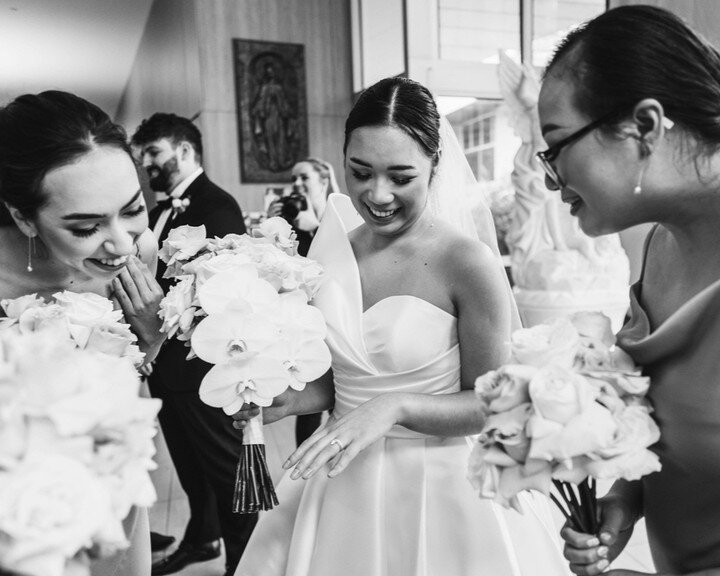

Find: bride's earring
<box><xmin>27</xmin><ymin>235</ymin><xmax>35</xmax><ymax>272</ymax></box>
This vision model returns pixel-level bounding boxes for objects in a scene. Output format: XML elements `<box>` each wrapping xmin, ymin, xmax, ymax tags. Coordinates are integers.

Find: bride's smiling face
<box><xmin>31</xmin><ymin>146</ymin><xmax>148</xmax><ymax>278</ymax></box>
<box><xmin>345</xmin><ymin>125</ymin><xmax>433</xmax><ymax>237</ymax></box>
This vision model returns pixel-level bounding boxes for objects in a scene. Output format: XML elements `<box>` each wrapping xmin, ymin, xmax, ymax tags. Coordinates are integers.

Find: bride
<box><xmin>232</xmin><ymin>76</ymin><xmax>568</xmax><ymax>576</ymax></box>
<box><xmin>0</xmin><ymin>90</ymin><xmax>165</xmax><ymax>576</ymax></box>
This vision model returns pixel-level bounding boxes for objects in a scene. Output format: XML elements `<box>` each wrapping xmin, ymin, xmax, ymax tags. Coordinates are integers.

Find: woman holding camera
<box><xmin>268</xmin><ymin>157</ymin><xmax>340</xmax><ymax>444</ymax></box>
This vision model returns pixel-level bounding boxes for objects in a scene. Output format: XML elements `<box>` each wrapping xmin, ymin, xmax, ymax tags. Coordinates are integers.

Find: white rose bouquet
<box><xmin>157</xmin><ymin>218</ymin><xmax>331</xmax><ymax>513</ymax></box>
<box><xmin>0</xmin><ymin>291</ymin><xmax>144</xmax><ymax>366</ymax></box>
<box><xmin>0</xmin><ymin>328</ymin><xmax>160</xmax><ymax>576</ymax></box>
<box><xmin>468</xmin><ymin>311</ymin><xmax>660</xmax><ymax>535</ymax></box>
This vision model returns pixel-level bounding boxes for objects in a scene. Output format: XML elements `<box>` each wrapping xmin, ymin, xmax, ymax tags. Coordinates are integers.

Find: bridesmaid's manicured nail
<box><xmin>586</xmin><ymin>537</ymin><xmax>600</xmax><ymax>547</ymax></box>
<box><xmin>282</xmin><ymin>460</ymin><xmax>292</xmax><ymax>470</ymax></box>
<box><xmin>597</xmin><ymin>559</ymin><xmax>609</xmax><ymax>570</ymax></box>
<box><xmin>599</xmin><ymin>532</ymin><xmax>612</xmax><ymax>544</ymax></box>
<box><xmin>290</xmin><ymin>469</ymin><xmax>301</xmax><ymax>480</ymax></box>
<box><xmin>597</xmin><ymin>546</ymin><xmax>608</xmax><ymax>558</ymax></box>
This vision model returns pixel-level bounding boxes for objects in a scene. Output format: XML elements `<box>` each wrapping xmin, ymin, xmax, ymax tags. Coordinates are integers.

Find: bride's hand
<box><xmin>111</xmin><ymin>255</ymin><xmax>165</xmax><ymax>357</ymax></box>
<box><xmin>230</xmin><ymin>390</ymin><xmax>294</xmax><ymax>430</ymax></box>
<box><xmin>283</xmin><ymin>394</ymin><xmax>401</xmax><ymax>480</ymax></box>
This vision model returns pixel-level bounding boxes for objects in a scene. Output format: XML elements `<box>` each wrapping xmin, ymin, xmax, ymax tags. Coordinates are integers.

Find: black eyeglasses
<box><xmin>535</xmin><ymin>109</ymin><xmax>624</xmax><ymax>189</ymax></box>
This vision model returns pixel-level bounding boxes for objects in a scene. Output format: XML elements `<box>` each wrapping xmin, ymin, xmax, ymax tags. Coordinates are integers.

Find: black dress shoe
<box><xmin>151</xmin><ymin>540</ymin><xmax>222</xmax><ymax>575</ymax></box>
<box><xmin>150</xmin><ymin>531</ymin><xmax>176</xmax><ymax>552</ymax></box>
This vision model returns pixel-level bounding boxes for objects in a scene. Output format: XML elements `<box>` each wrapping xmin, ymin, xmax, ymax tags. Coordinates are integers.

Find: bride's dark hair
<box><xmin>0</xmin><ymin>90</ymin><xmax>132</xmax><ymax>225</ymax></box>
<box><xmin>344</xmin><ymin>76</ymin><xmax>441</xmax><ymax>164</ymax></box>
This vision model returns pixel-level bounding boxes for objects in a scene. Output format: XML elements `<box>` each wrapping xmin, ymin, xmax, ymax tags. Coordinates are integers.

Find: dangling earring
<box><xmin>634</xmin><ymin>140</ymin><xmax>650</xmax><ymax>195</ymax></box>
<box><xmin>26</xmin><ymin>235</ymin><xmax>35</xmax><ymax>272</ymax></box>
<box><xmin>633</xmin><ymin>163</ymin><xmax>646</xmax><ymax>195</ymax></box>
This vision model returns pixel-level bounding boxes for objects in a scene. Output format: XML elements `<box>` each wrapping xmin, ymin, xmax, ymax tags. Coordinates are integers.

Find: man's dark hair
<box><xmin>131</xmin><ymin>112</ymin><xmax>203</xmax><ymax>162</ymax></box>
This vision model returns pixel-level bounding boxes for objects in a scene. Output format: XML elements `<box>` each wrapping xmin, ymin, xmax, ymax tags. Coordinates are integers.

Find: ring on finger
<box><xmin>329</xmin><ymin>438</ymin><xmax>345</xmax><ymax>452</ymax></box>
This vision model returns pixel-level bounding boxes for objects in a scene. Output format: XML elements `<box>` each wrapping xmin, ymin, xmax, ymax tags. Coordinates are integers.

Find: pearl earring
<box><xmin>27</xmin><ymin>236</ymin><xmax>35</xmax><ymax>272</ymax></box>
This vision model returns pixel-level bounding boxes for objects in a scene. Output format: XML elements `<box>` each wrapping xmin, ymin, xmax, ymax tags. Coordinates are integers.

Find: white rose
<box><xmin>53</xmin><ymin>291</ymin><xmax>120</xmax><ymax>327</ymax></box>
<box><xmin>18</xmin><ymin>350</ymin><xmax>141</xmax><ymax>436</ymax></box>
<box><xmin>552</xmin><ymin>456</ymin><xmax>593</xmax><ymax>484</ymax></box>
<box><xmin>194</xmin><ymin>253</ymin><xmax>253</xmax><ymax>285</ymax></box>
<box><xmin>84</xmin><ymin>324</ymin><xmax>136</xmax><ymax>359</ymax></box>
<box><xmin>467</xmin><ymin>441</ymin><xmax>502</xmax><ymax>499</ymax></box>
<box><xmin>610</xmin><ymin>347</ymin><xmax>637</xmax><ymax>371</ymax></box>
<box><xmin>584</xmin><ymin>370</ymin><xmax>650</xmax><ymax>399</ymax></box>
<box><xmin>586</xmin><ymin>449</ymin><xmax>661</xmax><ymax>481</ymax></box>
<box><xmin>1</xmin><ymin>294</ymin><xmax>44</xmax><ymax>320</ymax></box>
<box><xmin>479</xmin><ymin>403</ymin><xmax>533</xmax><ymax>463</ymax></box>
<box><xmin>475</xmin><ymin>364</ymin><xmax>536</xmax><ymax>413</ymax></box>
<box><xmin>569</xmin><ymin>311</ymin><xmax>615</xmax><ymax>347</ymax></box>
<box><xmin>17</xmin><ymin>304</ymin><xmax>73</xmax><ymax>340</ymax></box>
<box><xmin>574</xmin><ymin>336</ymin><xmax>614</xmax><ymax>371</ymax></box>
<box><xmin>159</xmin><ymin>225</ymin><xmax>208</xmax><ymax>264</ymax></box>
<box><xmin>0</xmin><ymin>455</ymin><xmax>117</xmax><ymax>576</ymax></box>
<box><xmin>528</xmin><ymin>401</ymin><xmax>617</xmax><ymax>462</ymax></box>
<box><xmin>159</xmin><ymin>276</ymin><xmax>197</xmax><ymax>337</ymax></box>
<box><xmin>258</xmin><ymin>217</ymin><xmax>295</xmax><ymax>251</ymax></box>
<box><xmin>599</xmin><ymin>405</ymin><xmax>660</xmax><ymax>459</ymax></box>
<box><xmin>511</xmin><ymin>319</ymin><xmax>580</xmax><ymax>368</ymax></box>
<box><xmin>0</xmin><ymin>403</ymin><xmax>27</xmax><ymax>466</ymax></box>
<box><xmin>529</xmin><ymin>365</ymin><xmax>598</xmax><ymax>425</ymax></box>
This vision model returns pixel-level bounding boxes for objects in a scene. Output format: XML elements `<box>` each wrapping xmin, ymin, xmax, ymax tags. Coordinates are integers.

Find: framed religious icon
<box><xmin>233</xmin><ymin>39</ymin><xmax>309</xmax><ymax>183</ymax></box>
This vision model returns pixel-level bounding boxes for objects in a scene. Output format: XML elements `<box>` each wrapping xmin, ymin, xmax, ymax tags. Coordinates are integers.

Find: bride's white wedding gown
<box><xmin>235</xmin><ymin>194</ymin><xmax>568</xmax><ymax>576</ymax></box>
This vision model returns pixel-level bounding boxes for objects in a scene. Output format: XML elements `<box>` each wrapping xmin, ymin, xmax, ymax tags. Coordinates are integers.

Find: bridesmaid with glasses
<box><xmin>538</xmin><ymin>6</ymin><xmax>720</xmax><ymax>575</ymax></box>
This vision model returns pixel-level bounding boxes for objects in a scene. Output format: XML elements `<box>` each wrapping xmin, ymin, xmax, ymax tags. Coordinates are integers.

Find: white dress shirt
<box><xmin>152</xmin><ymin>167</ymin><xmax>204</xmax><ymax>240</ymax></box>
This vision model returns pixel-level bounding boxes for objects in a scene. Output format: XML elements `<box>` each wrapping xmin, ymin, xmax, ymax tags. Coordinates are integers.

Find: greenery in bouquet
<box><xmin>0</xmin><ymin>329</ymin><xmax>160</xmax><ymax>576</ymax></box>
<box><xmin>157</xmin><ymin>217</ymin><xmax>331</xmax><ymax>512</ymax></box>
<box><xmin>0</xmin><ymin>291</ymin><xmax>144</xmax><ymax>366</ymax></box>
<box><xmin>468</xmin><ymin>311</ymin><xmax>660</xmax><ymax>534</ymax></box>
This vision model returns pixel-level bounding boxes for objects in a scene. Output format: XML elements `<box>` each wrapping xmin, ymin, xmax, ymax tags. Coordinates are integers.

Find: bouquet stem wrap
<box><xmin>233</xmin><ymin>410</ymin><xmax>279</xmax><ymax>514</ymax></box>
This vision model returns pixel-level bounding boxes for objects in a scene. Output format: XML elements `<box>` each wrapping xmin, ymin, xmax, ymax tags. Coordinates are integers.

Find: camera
<box><xmin>277</xmin><ymin>190</ymin><xmax>308</xmax><ymax>221</ymax></box>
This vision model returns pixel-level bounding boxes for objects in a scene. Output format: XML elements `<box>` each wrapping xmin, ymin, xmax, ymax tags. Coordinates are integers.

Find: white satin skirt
<box><xmin>235</xmin><ymin>436</ymin><xmax>569</xmax><ymax>576</ymax></box>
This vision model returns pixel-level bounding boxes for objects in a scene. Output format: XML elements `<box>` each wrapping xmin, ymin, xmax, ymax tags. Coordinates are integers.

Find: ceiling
<box><xmin>0</xmin><ymin>0</ymin><xmax>153</xmax><ymax>117</ymax></box>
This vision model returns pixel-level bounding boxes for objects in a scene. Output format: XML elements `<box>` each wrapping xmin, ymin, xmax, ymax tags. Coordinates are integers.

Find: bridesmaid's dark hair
<box><xmin>344</xmin><ymin>76</ymin><xmax>441</xmax><ymax>164</ymax></box>
<box><xmin>0</xmin><ymin>90</ymin><xmax>132</xmax><ymax>225</ymax></box>
<box><xmin>546</xmin><ymin>5</ymin><xmax>720</xmax><ymax>156</ymax></box>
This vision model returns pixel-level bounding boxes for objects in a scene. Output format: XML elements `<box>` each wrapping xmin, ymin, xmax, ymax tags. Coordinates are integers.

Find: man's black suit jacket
<box><xmin>149</xmin><ymin>172</ymin><xmax>246</xmax><ymax>392</ymax></box>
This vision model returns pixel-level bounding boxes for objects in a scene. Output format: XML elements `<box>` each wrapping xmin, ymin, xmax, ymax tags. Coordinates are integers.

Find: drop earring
<box><xmin>26</xmin><ymin>235</ymin><xmax>35</xmax><ymax>272</ymax></box>
<box><xmin>634</xmin><ymin>143</ymin><xmax>649</xmax><ymax>195</ymax></box>
<box><xmin>633</xmin><ymin>164</ymin><xmax>645</xmax><ymax>195</ymax></box>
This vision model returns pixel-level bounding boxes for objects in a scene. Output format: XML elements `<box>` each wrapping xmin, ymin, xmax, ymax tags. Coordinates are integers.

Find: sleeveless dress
<box><xmin>616</xmin><ymin>226</ymin><xmax>720</xmax><ymax>573</ymax></box>
<box><xmin>235</xmin><ymin>194</ymin><xmax>568</xmax><ymax>576</ymax></box>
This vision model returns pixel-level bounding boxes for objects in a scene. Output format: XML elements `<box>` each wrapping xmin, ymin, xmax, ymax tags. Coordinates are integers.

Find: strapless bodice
<box><xmin>308</xmin><ymin>195</ymin><xmax>461</xmax><ymax>434</ymax></box>
<box><xmin>363</xmin><ymin>295</ymin><xmax>457</xmax><ymax>374</ymax></box>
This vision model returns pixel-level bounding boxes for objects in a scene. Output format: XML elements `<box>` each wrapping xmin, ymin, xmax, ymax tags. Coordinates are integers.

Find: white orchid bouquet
<box><xmin>468</xmin><ymin>311</ymin><xmax>660</xmax><ymax>535</ymax></box>
<box><xmin>0</xmin><ymin>327</ymin><xmax>161</xmax><ymax>576</ymax></box>
<box><xmin>0</xmin><ymin>291</ymin><xmax>144</xmax><ymax>366</ymax></box>
<box><xmin>157</xmin><ymin>218</ymin><xmax>331</xmax><ymax>512</ymax></box>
